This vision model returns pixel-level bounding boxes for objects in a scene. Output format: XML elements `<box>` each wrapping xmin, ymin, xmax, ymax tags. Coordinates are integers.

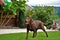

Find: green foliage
<box><xmin>1</xmin><ymin>0</ymin><xmax>26</xmax><ymax>27</ymax></box>
<box><xmin>11</xmin><ymin>0</ymin><xmax>26</xmax><ymax>27</ymax></box>
<box><xmin>2</xmin><ymin>0</ymin><xmax>26</xmax><ymax>15</ymax></box>
<box><xmin>25</xmin><ymin>6</ymin><xmax>59</xmax><ymax>29</ymax></box>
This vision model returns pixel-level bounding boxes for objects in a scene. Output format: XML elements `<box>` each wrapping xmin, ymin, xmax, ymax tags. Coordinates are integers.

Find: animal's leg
<box><xmin>33</xmin><ymin>30</ymin><xmax>37</xmax><ymax>38</ymax></box>
<box><xmin>42</xmin><ymin>26</ymin><xmax>48</xmax><ymax>37</ymax></box>
<box><xmin>26</xmin><ymin>29</ymin><xmax>29</xmax><ymax>40</ymax></box>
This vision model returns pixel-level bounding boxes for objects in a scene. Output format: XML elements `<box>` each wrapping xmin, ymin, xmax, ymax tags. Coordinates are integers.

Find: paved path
<box><xmin>0</xmin><ymin>29</ymin><xmax>58</xmax><ymax>34</ymax></box>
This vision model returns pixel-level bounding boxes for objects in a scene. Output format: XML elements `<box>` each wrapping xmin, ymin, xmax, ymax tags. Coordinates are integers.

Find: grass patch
<box><xmin>0</xmin><ymin>31</ymin><xmax>60</xmax><ymax>40</ymax></box>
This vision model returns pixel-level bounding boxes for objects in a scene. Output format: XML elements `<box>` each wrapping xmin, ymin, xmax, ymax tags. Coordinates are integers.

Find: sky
<box><xmin>26</xmin><ymin>0</ymin><xmax>60</xmax><ymax>7</ymax></box>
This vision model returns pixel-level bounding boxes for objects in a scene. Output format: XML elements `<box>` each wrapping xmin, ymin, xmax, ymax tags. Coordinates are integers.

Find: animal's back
<box><xmin>31</xmin><ymin>20</ymin><xmax>42</xmax><ymax>29</ymax></box>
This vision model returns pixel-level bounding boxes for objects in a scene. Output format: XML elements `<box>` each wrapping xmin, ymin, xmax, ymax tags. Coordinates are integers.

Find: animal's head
<box><xmin>25</xmin><ymin>17</ymin><xmax>32</xmax><ymax>25</ymax></box>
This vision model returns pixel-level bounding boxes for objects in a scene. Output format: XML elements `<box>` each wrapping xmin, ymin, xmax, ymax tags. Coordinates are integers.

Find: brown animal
<box><xmin>25</xmin><ymin>17</ymin><xmax>48</xmax><ymax>40</ymax></box>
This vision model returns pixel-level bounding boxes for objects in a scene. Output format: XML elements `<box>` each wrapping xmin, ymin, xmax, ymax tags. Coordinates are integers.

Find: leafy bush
<box><xmin>25</xmin><ymin>6</ymin><xmax>59</xmax><ymax>29</ymax></box>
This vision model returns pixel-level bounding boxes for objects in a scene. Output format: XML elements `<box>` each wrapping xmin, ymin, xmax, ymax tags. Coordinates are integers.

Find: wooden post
<box><xmin>0</xmin><ymin>11</ymin><xmax>3</xmax><ymax>25</ymax></box>
<box><xmin>1</xmin><ymin>12</ymin><xmax>9</xmax><ymax>25</ymax></box>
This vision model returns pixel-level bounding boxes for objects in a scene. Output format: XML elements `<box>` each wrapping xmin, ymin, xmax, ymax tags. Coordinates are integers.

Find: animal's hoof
<box><xmin>32</xmin><ymin>36</ymin><xmax>34</xmax><ymax>38</ymax></box>
<box><xmin>46</xmin><ymin>35</ymin><xmax>48</xmax><ymax>37</ymax></box>
<box><xmin>32</xmin><ymin>36</ymin><xmax>36</xmax><ymax>38</ymax></box>
<box><xmin>26</xmin><ymin>39</ymin><xmax>28</xmax><ymax>40</ymax></box>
